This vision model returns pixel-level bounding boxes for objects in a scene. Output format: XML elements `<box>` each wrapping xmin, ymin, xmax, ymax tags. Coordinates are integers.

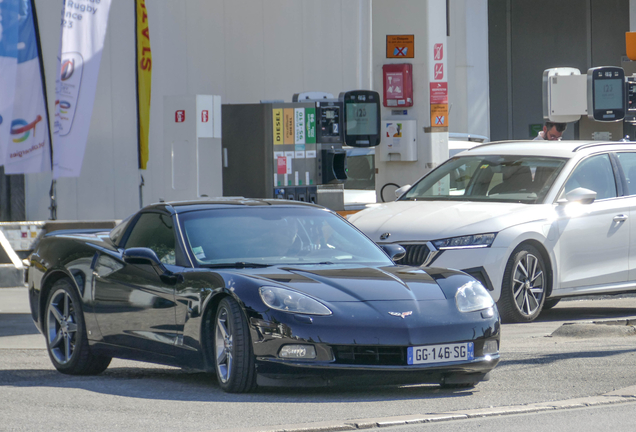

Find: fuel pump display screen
<box><xmin>587</xmin><ymin>66</ymin><xmax>625</xmax><ymax>121</ymax></box>
<box><xmin>345</xmin><ymin>103</ymin><xmax>378</xmax><ymax>135</ymax></box>
<box><xmin>594</xmin><ymin>79</ymin><xmax>623</xmax><ymax>109</ymax></box>
<box><xmin>320</xmin><ymin>106</ymin><xmax>340</xmax><ymax>137</ymax></box>
<box><xmin>339</xmin><ymin>90</ymin><xmax>381</xmax><ymax>147</ymax></box>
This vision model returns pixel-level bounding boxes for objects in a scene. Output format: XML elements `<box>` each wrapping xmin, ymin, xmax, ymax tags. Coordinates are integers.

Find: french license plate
<box><xmin>407</xmin><ymin>342</ymin><xmax>474</xmax><ymax>365</ymax></box>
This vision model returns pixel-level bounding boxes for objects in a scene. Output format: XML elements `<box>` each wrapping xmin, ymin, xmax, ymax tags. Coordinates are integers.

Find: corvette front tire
<box><xmin>214</xmin><ymin>297</ymin><xmax>257</xmax><ymax>393</ymax></box>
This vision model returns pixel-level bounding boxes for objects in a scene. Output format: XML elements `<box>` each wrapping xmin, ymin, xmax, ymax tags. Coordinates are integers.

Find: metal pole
<box><xmin>48</xmin><ymin>179</ymin><xmax>57</xmax><ymax>220</ymax></box>
<box><xmin>139</xmin><ymin>172</ymin><xmax>144</xmax><ymax>209</ymax></box>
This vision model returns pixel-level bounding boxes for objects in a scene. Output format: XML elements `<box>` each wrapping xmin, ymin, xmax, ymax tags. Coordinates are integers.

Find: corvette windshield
<box><xmin>180</xmin><ymin>207</ymin><xmax>392</xmax><ymax>266</ymax></box>
<box><xmin>400</xmin><ymin>155</ymin><xmax>567</xmax><ymax>204</ymax></box>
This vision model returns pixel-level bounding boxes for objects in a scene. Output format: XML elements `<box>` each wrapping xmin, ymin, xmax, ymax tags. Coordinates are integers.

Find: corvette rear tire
<box><xmin>214</xmin><ymin>297</ymin><xmax>257</xmax><ymax>393</ymax></box>
<box><xmin>45</xmin><ymin>278</ymin><xmax>111</xmax><ymax>375</ymax></box>
<box><xmin>497</xmin><ymin>245</ymin><xmax>547</xmax><ymax>323</ymax></box>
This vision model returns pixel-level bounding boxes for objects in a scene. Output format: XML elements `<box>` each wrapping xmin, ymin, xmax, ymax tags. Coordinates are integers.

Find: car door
<box><xmin>615</xmin><ymin>151</ymin><xmax>636</xmax><ymax>282</ymax></box>
<box><xmin>555</xmin><ymin>153</ymin><xmax>629</xmax><ymax>290</ymax></box>
<box><xmin>92</xmin><ymin>211</ymin><xmax>182</xmax><ymax>356</ymax></box>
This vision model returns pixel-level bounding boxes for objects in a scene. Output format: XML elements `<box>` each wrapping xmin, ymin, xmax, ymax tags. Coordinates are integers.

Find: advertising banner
<box><xmin>3</xmin><ymin>0</ymin><xmax>50</xmax><ymax>174</ymax></box>
<box><xmin>53</xmin><ymin>0</ymin><xmax>112</xmax><ymax>178</ymax></box>
<box><xmin>136</xmin><ymin>0</ymin><xmax>151</xmax><ymax>170</ymax></box>
<box><xmin>0</xmin><ymin>0</ymin><xmax>19</xmax><ymax>167</ymax></box>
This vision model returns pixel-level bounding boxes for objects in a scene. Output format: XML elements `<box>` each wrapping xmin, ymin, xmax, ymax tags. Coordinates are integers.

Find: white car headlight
<box><xmin>259</xmin><ymin>286</ymin><xmax>332</xmax><ymax>316</ymax></box>
<box><xmin>432</xmin><ymin>233</ymin><xmax>496</xmax><ymax>250</ymax></box>
<box><xmin>455</xmin><ymin>280</ymin><xmax>494</xmax><ymax>313</ymax></box>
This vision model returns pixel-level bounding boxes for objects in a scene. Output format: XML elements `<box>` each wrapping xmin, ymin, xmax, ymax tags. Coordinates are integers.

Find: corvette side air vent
<box><xmin>395</xmin><ymin>244</ymin><xmax>430</xmax><ymax>267</ymax></box>
<box><xmin>332</xmin><ymin>346</ymin><xmax>406</xmax><ymax>366</ymax></box>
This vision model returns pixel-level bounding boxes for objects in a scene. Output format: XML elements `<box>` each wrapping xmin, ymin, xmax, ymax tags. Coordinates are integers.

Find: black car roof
<box><xmin>143</xmin><ymin>198</ymin><xmax>325</xmax><ymax>215</ymax></box>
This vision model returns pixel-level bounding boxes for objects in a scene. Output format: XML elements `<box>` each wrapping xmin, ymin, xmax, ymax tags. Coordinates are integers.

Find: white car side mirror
<box><xmin>558</xmin><ymin>187</ymin><xmax>597</xmax><ymax>205</ymax></box>
<box><xmin>395</xmin><ymin>185</ymin><xmax>411</xmax><ymax>199</ymax></box>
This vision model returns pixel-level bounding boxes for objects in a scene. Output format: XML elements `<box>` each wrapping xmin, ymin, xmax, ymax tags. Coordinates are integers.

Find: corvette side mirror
<box><xmin>381</xmin><ymin>244</ymin><xmax>406</xmax><ymax>262</ymax></box>
<box><xmin>123</xmin><ymin>247</ymin><xmax>181</xmax><ymax>284</ymax></box>
<box><xmin>123</xmin><ymin>247</ymin><xmax>163</xmax><ymax>266</ymax></box>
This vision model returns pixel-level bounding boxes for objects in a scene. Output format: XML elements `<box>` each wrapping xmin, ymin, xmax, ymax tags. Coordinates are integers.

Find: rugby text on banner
<box><xmin>136</xmin><ymin>0</ymin><xmax>151</xmax><ymax>170</ymax></box>
<box><xmin>53</xmin><ymin>0</ymin><xmax>112</xmax><ymax>178</ymax></box>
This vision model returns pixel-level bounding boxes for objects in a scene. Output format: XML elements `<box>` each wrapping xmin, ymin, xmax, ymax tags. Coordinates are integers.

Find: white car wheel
<box><xmin>498</xmin><ymin>245</ymin><xmax>547</xmax><ymax>323</ymax></box>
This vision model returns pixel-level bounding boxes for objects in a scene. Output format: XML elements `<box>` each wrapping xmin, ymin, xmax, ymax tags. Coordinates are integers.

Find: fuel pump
<box><xmin>542</xmin><ymin>66</ymin><xmax>629</xmax><ymax>140</ymax></box>
<box><xmin>221</xmin><ymin>90</ymin><xmax>381</xmax><ymax>211</ymax></box>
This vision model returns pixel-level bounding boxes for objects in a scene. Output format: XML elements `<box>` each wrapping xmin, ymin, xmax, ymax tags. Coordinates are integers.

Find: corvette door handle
<box><xmin>613</xmin><ymin>214</ymin><xmax>628</xmax><ymax>222</ymax></box>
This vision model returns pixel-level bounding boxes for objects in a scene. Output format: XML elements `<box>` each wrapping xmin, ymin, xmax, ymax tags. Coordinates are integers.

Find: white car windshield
<box><xmin>401</xmin><ymin>155</ymin><xmax>567</xmax><ymax>204</ymax></box>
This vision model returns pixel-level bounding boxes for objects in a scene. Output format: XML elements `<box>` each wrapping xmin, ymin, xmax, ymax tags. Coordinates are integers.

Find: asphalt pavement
<box><xmin>2</xmin><ymin>285</ymin><xmax>636</xmax><ymax>432</ymax></box>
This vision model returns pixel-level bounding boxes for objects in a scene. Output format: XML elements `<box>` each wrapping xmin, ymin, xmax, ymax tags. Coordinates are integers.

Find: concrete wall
<box><xmin>447</xmin><ymin>0</ymin><xmax>490</xmax><ymax>139</ymax></box>
<box><xmin>372</xmin><ymin>0</ymin><xmax>490</xmax><ymax>197</ymax></box>
<box><xmin>25</xmin><ymin>0</ymin><xmax>373</xmax><ymax>221</ymax></box>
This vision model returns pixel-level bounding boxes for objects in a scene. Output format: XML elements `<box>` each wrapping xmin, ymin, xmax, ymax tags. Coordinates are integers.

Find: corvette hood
<box><xmin>350</xmin><ymin>200</ymin><xmax>549</xmax><ymax>242</ymax></box>
<box><xmin>244</xmin><ymin>265</ymin><xmax>451</xmax><ymax>302</ymax></box>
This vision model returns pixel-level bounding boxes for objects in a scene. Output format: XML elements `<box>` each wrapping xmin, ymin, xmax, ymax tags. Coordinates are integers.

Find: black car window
<box><xmin>108</xmin><ymin>215</ymin><xmax>132</xmax><ymax>247</ymax></box>
<box><xmin>562</xmin><ymin>153</ymin><xmax>617</xmax><ymax>200</ymax></box>
<box><xmin>616</xmin><ymin>152</ymin><xmax>636</xmax><ymax>195</ymax></box>
<box><xmin>124</xmin><ymin>212</ymin><xmax>176</xmax><ymax>265</ymax></box>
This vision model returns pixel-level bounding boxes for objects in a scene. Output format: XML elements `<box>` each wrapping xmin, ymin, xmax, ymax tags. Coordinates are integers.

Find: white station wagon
<box><xmin>350</xmin><ymin>140</ymin><xmax>636</xmax><ymax>322</ymax></box>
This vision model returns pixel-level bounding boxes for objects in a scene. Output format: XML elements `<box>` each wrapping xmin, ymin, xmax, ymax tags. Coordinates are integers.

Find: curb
<box><xmin>214</xmin><ymin>387</ymin><xmax>636</xmax><ymax>432</ymax></box>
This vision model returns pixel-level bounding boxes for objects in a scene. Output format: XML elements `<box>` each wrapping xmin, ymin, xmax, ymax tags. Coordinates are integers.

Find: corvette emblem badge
<box><xmin>388</xmin><ymin>311</ymin><xmax>413</xmax><ymax>319</ymax></box>
<box><xmin>380</xmin><ymin>232</ymin><xmax>391</xmax><ymax>240</ymax></box>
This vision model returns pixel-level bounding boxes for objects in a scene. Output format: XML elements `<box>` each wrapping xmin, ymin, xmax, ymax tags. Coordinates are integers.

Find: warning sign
<box><xmin>429</xmin><ymin>82</ymin><xmax>448</xmax><ymax>104</ymax></box>
<box><xmin>386</xmin><ymin>35</ymin><xmax>414</xmax><ymax>58</ymax></box>
<box><xmin>430</xmin><ymin>104</ymin><xmax>448</xmax><ymax>127</ymax></box>
<box><xmin>434</xmin><ymin>63</ymin><xmax>444</xmax><ymax>80</ymax></box>
<box><xmin>434</xmin><ymin>43</ymin><xmax>444</xmax><ymax>60</ymax></box>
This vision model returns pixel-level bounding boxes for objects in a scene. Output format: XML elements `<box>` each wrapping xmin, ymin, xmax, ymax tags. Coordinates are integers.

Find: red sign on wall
<box><xmin>434</xmin><ymin>43</ymin><xmax>443</xmax><ymax>60</ymax></box>
<box><xmin>430</xmin><ymin>82</ymin><xmax>448</xmax><ymax>104</ymax></box>
<box><xmin>175</xmin><ymin>110</ymin><xmax>185</xmax><ymax>122</ymax></box>
<box><xmin>434</xmin><ymin>63</ymin><xmax>444</xmax><ymax>80</ymax></box>
<box><xmin>201</xmin><ymin>110</ymin><xmax>209</xmax><ymax>122</ymax></box>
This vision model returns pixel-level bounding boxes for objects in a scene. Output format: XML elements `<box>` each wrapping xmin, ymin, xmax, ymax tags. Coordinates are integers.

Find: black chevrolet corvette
<box><xmin>28</xmin><ymin>199</ymin><xmax>500</xmax><ymax>393</ymax></box>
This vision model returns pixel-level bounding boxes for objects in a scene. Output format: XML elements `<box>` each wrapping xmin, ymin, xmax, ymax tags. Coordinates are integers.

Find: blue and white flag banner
<box><xmin>3</xmin><ymin>0</ymin><xmax>51</xmax><ymax>174</ymax></box>
<box><xmin>0</xmin><ymin>0</ymin><xmax>19</xmax><ymax>167</ymax></box>
<box><xmin>53</xmin><ymin>0</ymin><xmax>112</xmax><ymax>178</ymax></box>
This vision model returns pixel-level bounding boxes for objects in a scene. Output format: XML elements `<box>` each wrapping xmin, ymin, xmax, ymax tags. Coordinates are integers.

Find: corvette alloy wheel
<box><xmin>213</xmin><ymin>297</ymin><xmax>257</xmax><ymax>393</ymax></box>
<box><xmin>44</xmin><ymin>278</ymin><xmax>111</xmax><ymax>375</ymax></box>
<box><xmin>47</xmin><ymin>287</ymin><xmax>78</xmax><ymax>365</ymax></box>
<box><xmin>498</xmin><ymin>245</ymin><xmax>547</xmax><ymax>323</ymax></box>
<box><xmin>215</xmin><ymin>304</ymin><xmax>233</xmax><ymax>383</ymax></box>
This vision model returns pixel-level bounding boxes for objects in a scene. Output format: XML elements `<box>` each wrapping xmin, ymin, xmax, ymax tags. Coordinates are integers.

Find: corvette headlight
<box><xmin>259</xmin><ymin>286</ymin><xmax>332</xmax><ymax>316</ymax></box>
<box><xmin>432</xmin><ymin>233</ymin><xmax>496</xmax><ymax>250</ymax></box>
<box><xmin>455</xmin><ymin>280</ymin><xmax>494</xmax><ymax>313</ymax></box>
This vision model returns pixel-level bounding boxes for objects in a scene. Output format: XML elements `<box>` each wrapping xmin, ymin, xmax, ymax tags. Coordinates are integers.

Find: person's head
<box><xmin>542</xmin><ymin>122</ymin><xmax>567</xmax><ymax>140</ymax></box>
